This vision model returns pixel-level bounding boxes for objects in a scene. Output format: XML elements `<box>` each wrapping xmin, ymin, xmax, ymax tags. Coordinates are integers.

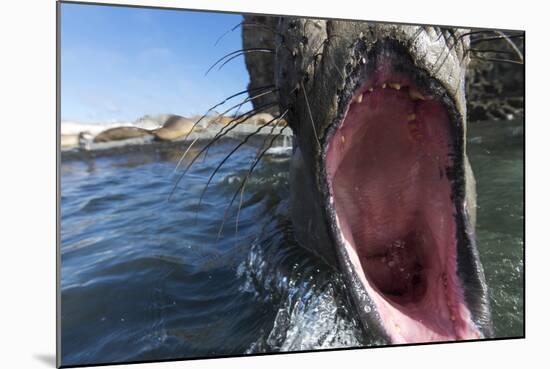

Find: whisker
<box><xmin>300</xmin><ymin>34</ymin><xmax>347</xmax><ymax>80</ymax></box>
<box><xmin>457</xmin><ymin>29</ymin><xmax>503</xmax><ymax>39</ymax></box>
<box><xmin>432</xmin><ymin>29</ymin><xmax>495</xmax><ymax>73</ymax></box>
<box><xmin>210</xmin><ymin>104</ymin><xmax>272</xmax><ymax>142</ymax></box>
<box><xmin>300</xmin><ymin>81</ymin><xmax>321</xmax><ymax>149</ymax></box>
<box><xmin>460</xmin><ymin>31</ymin><xmax>524</xmax><ymax>67</ymax></box>
<box><xmin>470</xmin><ymin>33</ymin><xmax>524</xmax><ymax>44</ymax></box>
<box><xmin>235</xmin><ymin>123</ymin><xmax>288</xmax><ymax>236</ymax></box>
<box><xmin>409</xmin><ymin>25</ymin><xmax>427</xmax><ymax>45</ymax></box>
<box><xmin>215</xmin><ymin>113</ymin><xmax>288</xmax><ymax>239</ymax></box>
<box><xmin>242</xmin><ymin>21</ymin><xmax>297</xmax><ymax>41</ymax></box>
<box><xmin>173</xmin><ymin>87</ymin><xmax>277</xmax><ymax>174</ymax></box>
<box><xmin>167</xmin><ymin>102</ymin><xmax>277</xmax><ymax>201</ymax></box>
<box><xmin>435</xmin><ymin>27</ymin><xmax>446</xmax><ymax>42</ymax></box>
<box><xmin>194</xmin><ymin>112</ymin><xmax>287</xmax><ymax>223</ymax></box>
<box><xmin>470</xmin><ymin>55</ymin><xmax>524</xmax><ymax>65</ymax></box>
<box><xmin>177</xmin><ymin>85</ymin><xmax>274</xmax><ymax>145</ymax></box>
<box><xmin>200</xmin><ymin>89</ymin><xmax>279</xmax><ymax>163</ymax></box>
<box><xmin>436</xmin><ymin>29</ymin><xmax>524</xmax><ymax>73</ymax></box>
<box><xmin>205</xmin><ymin>48</ymin><xmax>275</xmax><ymax>76</ymax></box>
<box><xmin>468</xmin><ymin>49</ymin><xmax>519</xmax><ymax>56</ymax></box>
<box><xmin>323</xmin><ymin>49</ymin><xmax>345</xmax><ymax>81</ymax></box>
<box><xmin>216</xmin><ymin>19</ymin><xmax>296</xmax><ymax>47</ymax></box>
<box><xmin>309</xmin><ymin>36</ymin><xmax>346</xmax><ymax>82</ymax></box>
<box><xmin>495</xmin><ymin>31</ymin><xmax>524</xmax><ymax>63</ymax></box>
<box><xmin>214</xmin><ymin>21</ymin><xmax>242</xmax><ymax>46</ymax></box>
<box><xmin>217</xmin><ymin>49</ymin><xmax>276</xmax><ymax>72</ymax></box>
<box><xmin>433</xmin><ymin>39</ymin><xmax>461</xmax><ymax>75</ymax></box>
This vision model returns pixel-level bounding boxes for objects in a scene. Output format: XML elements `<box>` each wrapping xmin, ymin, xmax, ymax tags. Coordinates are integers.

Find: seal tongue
<box><xmin>326</xmin><ymin>76</ymin><xmax>481</xmax><ymax>343</ymax></box>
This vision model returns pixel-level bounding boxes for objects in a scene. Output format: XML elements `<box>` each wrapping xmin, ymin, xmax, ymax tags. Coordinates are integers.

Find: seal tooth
<box><xmin>407</xmin><ymin>113</ymin><xmax>416</xmax><ymax>122</ymax></box>
<box><xmin>353</xmin><ymin>94</ymin><xmax>363</xmax><ymax>104</ymax></box>
<box><xmin>389</xmin><ymin>83</ymin><xmax>401</xmax><ymax>90</ymax></box>
<box><xmin>368</xmin><ymin>87</ymin><xmax>374</xmax><ymax>92</ymax></box>
<box><xmin>382</xmin><ymin>83</ymin><xmax>387</xmax><ymax>89</ymax></box>
<box><xmin>409</xmin><ymin>88</ymin><xmax>426</xmax><ymax>101</ymax></box>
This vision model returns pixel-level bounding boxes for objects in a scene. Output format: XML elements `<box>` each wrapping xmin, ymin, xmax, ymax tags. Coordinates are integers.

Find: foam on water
<box><xmin>238</xmin><ymin>242</ymin><xmax>365</xmax><ymax>353</ymax></box>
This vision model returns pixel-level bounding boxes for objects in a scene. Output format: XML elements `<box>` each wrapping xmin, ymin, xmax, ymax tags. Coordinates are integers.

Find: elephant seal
<box><xmin>92</xmin><ymin>115</ymin><xmax>197</xmax><ymax>143</ymax></box>
<box><xmin>152</xmin><ymin>115</ymin><xmax>196</xmax><ymax>141</ymax></box>
<box><xmin>93</xmin><ymin>126</ymin><xmax>152</xmax><ymax>143</ymax></box>
<box><xmin>206</xmin><ymin>115</ymin><xmax>235</xmax><ymax>126</ymax></box>
<box><xmin>242</xmin><ymin>17</ymin><xmax>493</xmax><ymax>344</ymax></box>
<box><xmin>246</xmin><ymin>112</ymin><xmax>288</xmax><ymax>128</ymax></box>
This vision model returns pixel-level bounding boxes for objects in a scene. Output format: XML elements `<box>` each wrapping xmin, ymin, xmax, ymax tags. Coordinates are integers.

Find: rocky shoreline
<box><xmin>466</xmin><ymin>32</ymin><xmax>524</xmax><ymax>122</ymax></box>
<box><xmin>60</xmin><ymin>112</ymin><xmax>292</xmax><ymax>161</ymax></box>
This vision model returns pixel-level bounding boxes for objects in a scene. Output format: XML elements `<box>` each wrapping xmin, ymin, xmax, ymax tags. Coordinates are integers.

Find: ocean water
<box><xmin>60</xmin><ymin>119</ymin><xmax>524</xmax><ymax>366</ymax></box>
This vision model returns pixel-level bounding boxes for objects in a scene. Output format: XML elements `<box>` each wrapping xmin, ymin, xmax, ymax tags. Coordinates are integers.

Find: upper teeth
<box><xmin>350</xmin><ymin>83</ymin><xmax>428</xmax><ymax>104</ymax></box>
<box><xmin>409</xmin><ymin>89</ymin><xmax>426</xmax><ymax>100</ymax></box>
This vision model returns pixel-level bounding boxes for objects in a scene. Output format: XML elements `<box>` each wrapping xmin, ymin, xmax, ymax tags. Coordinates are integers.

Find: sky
<box><xmin>61</xmin><ymin>3</ymin><xmax>252</xmax><ymax>123</ymax></box>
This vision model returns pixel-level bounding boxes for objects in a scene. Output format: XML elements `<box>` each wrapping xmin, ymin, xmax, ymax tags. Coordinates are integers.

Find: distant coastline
<box><xmin>60</xmin><ymin>113</ymin><xmax>292</xmax><ymax>158</ymax></box>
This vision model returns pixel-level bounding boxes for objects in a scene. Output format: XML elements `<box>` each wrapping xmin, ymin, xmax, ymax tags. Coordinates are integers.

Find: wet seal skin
<box><xmin>243</xmin><ymin>17</ymin><xmax>493</xmax><ymax>344</ymax></box>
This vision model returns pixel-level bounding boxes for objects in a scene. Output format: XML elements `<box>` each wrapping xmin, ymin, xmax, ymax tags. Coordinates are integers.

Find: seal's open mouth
<box><xmin>325</xmin><ymin>69</ymin><xmax>481</xmax><ymax>343</ymax></box>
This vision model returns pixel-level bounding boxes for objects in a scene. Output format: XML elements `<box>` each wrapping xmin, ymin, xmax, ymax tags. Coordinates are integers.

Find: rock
<box><xmin>465</xmin><ymin>33</ymin><xmax>524</xmax><ymax>122</ymax></box>
<box><xmin>61</xmin><ymin>134</ymin><xmax>79</xmax><ymax>148</ymax></box>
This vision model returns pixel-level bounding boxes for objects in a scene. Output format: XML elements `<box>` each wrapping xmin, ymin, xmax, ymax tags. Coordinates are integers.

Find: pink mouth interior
<box><xmin>325</xmin><ymin>73</ymin><xmax>481</xmax><ymax>343</ymax></box>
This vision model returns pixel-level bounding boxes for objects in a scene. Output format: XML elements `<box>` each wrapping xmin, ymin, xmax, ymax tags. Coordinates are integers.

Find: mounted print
<box><xmin>58</xmin><ymin>1</ymin><xmax>525</xmax><ymax>367</ymax></box>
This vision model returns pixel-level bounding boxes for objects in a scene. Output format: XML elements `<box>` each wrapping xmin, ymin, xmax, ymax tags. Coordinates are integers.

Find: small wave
<box><xmin>265</xmin><ymin>146</ymin><xmax>292</xmax><ymax>156</ymax></box>
<box><xmin>237</xmin><ymin>237</ymin><xmax>364</xmax><ymax>353</ymax></box>
<box><xmin>80</xmin><ymin>193</ymin><xmax>130</xmax><ymax>213</ymax></box>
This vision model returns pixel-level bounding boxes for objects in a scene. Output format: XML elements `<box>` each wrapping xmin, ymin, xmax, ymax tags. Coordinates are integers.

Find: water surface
<box><xmin>60</xmin><ymin>120</ymin><xmax>524</xmax><ymax>366</ymax></box>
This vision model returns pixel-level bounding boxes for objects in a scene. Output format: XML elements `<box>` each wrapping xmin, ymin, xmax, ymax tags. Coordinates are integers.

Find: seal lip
<box><xmin>318</xmin><ymin>45</ymin><xmax>482</xmax><ymax>343</ymax></box>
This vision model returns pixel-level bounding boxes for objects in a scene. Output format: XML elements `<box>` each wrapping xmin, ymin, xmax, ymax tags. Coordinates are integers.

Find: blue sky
<box><xmin>61</xmin><ymin>3</ymin><xmax>252</xmax><ymax>123</ymax></box>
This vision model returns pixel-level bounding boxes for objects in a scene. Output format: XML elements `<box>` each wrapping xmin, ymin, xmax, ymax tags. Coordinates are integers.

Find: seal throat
<box><xmin>325</xmin><ymin>75</ymin><xmax>481</xmax><ymax>343</ymax></box>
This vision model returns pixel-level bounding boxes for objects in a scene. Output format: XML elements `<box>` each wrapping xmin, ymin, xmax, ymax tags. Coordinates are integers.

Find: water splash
<box><xmin>237</xmin><ymin>231</ymin><xmax>365</xmax><ymax>353</ymax></box>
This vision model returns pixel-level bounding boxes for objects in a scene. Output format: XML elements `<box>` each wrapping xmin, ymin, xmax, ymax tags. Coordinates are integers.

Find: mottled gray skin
<box><xmin>241</xmin><ymin>15</ymin><xmax>280</xmax><ymax>116</ymax></box>
<box><xmin>243</xmin><ymin>17</ymin><xmax>492</xmax><ymax>342</ymax></box>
